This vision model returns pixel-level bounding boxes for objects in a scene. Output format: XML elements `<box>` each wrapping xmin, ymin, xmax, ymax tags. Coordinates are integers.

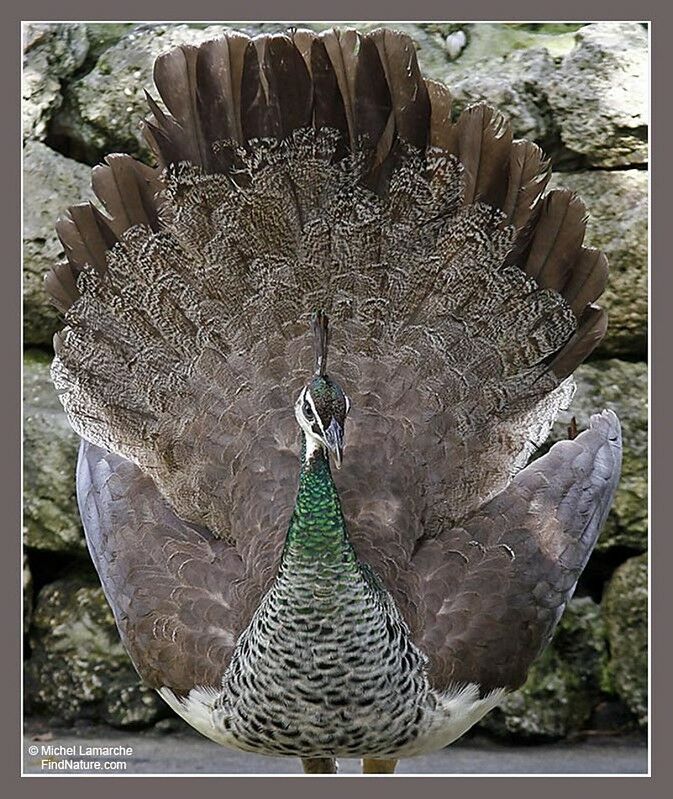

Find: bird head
<box><xmin>294</xmin><ymin>312</ymin><xmax>350</xmax><ymax>469</ymax></box>
<box><xmin>295</xmin><ymin>375</ymin><xmax>350</xmax><ymax>469</ymax></box>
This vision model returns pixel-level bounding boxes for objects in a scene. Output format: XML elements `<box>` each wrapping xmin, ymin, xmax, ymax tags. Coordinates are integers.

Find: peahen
<box><xmin>45</xmin><ymin>28</ymin><xmax>622</xmax><ymax>775</ymax></box>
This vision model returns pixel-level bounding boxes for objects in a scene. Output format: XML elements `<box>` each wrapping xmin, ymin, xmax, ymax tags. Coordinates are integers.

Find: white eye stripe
<box><xmin>345</xmin><ymin>395</ymin><xmax>351</xmax><ymax>413</ymax></box>
<box><xmin>304</xmin><ymin>390</ymin><xmax>325</xmax><ymax>436</ymax></box>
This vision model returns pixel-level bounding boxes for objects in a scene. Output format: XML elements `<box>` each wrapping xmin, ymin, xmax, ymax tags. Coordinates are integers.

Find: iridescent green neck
<box><xmin>281</xmin><ymin>433</ymin><xmax>357</xmax><ymax>569</ymax></box>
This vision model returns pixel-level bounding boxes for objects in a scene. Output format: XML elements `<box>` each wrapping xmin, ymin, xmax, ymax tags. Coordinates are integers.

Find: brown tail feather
<box><xmin>153</xmin><ymin>45</ymin><xmax>207</xmax><ymax>167</ymax></box>
<box><xmin>524</xmin><ymin>189</ymin><xmax>587</xmax><ymax>285</ymax></box>
<box><xmin>549</xmin><ymin>304</ymin><xmax>608</xmax><ymax>380</ymax></box>
<box><xmin>240</xmin><ymin>35</ymin><xmax>313</xmax><ymax>142</ymax></box>
<box><xmin>425</xmin><ymin>78</ymin><xmax>453</xmax><ymax>151</ymax></box>
<box><xmin>448</xmin><ymin>104</ymin><xmax>513</xmax><ymax>208</ymax></box>
<box><xmin>562</xmin><ymin>247</ymin><xmax>610</xmax><ymax>316</ymax></box>
<box><xmin>195</xmin><ymin>35</ymin><xmax>249</xmax><ymax>151</ymax></box>
<box><xmin>502</xmin><ymin>140</ymin><xmax>550</xmax><ymax>229</ymax></box>
<box><xmin>55</xmin><ymin>204</ymin><xmax>115</xmax><ymax>275</ymax></box>
<box><xmin>261</xmin><ymin>35</ymin><xmax>314</xmax><ymax>137</ymax></box>
<box><xmin>142</xmin><ymin>90</ymin><xmax>187</xmax><ymax>168</ymax></box>
<box><xmin>301</xmin><ymin>34</ymin><xmax>349</xmax><ymax>138</ymax></box>
<box><xmin>91</xmin><ymin>155</ymin><xmax>162</xmax><ymax>236</ymax></box>
<box><xmin>43</xmin><ymin>261</ymin><xmax>80</xmax><ymax>314</ymax></box>
<box><xmin>320</xmin><ymin>29</ymin><xmax>360</xmax><ymax>148</ymax></box>
<box><xmin>47</xmin><ymin>156</ymin><xmax>163</xmax><ymax>313</ymax></box>
<box><xmin>370</xmin><ymin>29</ymin><xmax>430</xmax><ymax>152</ymax></box>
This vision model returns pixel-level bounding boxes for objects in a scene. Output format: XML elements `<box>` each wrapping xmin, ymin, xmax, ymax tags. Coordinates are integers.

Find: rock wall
<box><xmin>23</xmin><ymin>22</ymin><xmax>648</xmax><ymax>741</ymax></box>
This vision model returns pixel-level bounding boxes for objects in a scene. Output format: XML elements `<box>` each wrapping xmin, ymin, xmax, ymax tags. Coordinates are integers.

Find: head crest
<box><xmin>311</xmin><ymin>311</ymin><xmax>329</xmax><ymax>377</ymax></box>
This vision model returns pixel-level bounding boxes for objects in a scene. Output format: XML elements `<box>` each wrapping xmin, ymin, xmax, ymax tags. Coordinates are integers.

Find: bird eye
<box><xmin>303</xmin><ymin>400</ymin><xmax>314</xmax><ymax>420</ymax></box>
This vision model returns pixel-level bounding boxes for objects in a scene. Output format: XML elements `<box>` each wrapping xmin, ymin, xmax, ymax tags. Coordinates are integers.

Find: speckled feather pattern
<box><xmin>205</xmin><ymin>450</ymin><xmax>434</xmax><ymax>756</ymax></box>
<box><xmin>52</xmin><ymin>129</ymin><xmax>577</xmax><ymax>549</ymax></box>
<box><xmin>158</xmin><ymin>446</ymin><xmax>508</xmax><ymax>758</ymax></box>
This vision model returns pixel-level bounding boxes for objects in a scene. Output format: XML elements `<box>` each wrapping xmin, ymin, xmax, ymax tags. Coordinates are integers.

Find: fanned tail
<box><xmin>45</xmin><ymin>28</ymin><xmax>610</xmax><ymax>542</ymax></box>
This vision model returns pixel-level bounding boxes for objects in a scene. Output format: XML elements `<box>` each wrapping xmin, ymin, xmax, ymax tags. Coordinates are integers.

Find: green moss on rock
<box><xmin>23</xmin><ymin>23</ymin><xmax>89</xmax><ymax>142</ymax></box>
<box><xmin>602</xmin><ymin>554</ymin><xmax>648</xmax><ymax>727</ymax></box>
<box><xmin>23</xmin><ymin>350</ymin><xmax>83</xmax><ymax>554</ymax></box>
<box><xmin>50</xmin><ymin>24</ymin><xmax>260</xmax><ymax>164</ymax></box>
<box><xmin>443</xmin><ymin>23</ymin><xmax>578</xmax><ymax>72</ymax></box>
<box><xmin>23</xmin><ymin>141</ymin><xmax>94</xmax><ymax>346</ymax></box>
<box><xmin>482</xmin><ymin>598</ymin><xmax>607</xmax><ymax>740</ymax></box>
<box><xmin>547</xmin><ymin>23</ymin><xmax>648</xmax><ymax>167</ymax></box>
<box><xmin>82</xmin><ymin>24</ymin><xmax>136</xmax><ymax>65</ymax></box>
<box><xmin>24</xmin><ymin>554</ymin><xmax>33</xmax><ymax>636</ymax></box>
<box><xmin>507</xmin><ymin>24</ymin><xmax>585</xmax><ymax>34</ymax></box>
<box><xmin>26</xmin><ymin>578</ymin><xmax>165</xmax><ymax>727</ymax></box>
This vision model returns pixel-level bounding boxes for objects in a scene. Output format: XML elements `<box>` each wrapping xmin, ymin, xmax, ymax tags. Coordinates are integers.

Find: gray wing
<box><xmin>410</xmin><ymin>410</ymin><xmax>622</xmax><ymax>693</ymax></box>
<box><xmin>76</xmin><ymin>439</ymin><xmax>278</xmax><ymax>696</ymax></box>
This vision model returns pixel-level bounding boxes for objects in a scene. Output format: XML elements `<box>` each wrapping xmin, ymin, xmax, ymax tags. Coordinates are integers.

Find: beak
<box><xmin>323</xmin><ymin>417</ymin><xmax>344</xmax><ymax>470</ymax></box>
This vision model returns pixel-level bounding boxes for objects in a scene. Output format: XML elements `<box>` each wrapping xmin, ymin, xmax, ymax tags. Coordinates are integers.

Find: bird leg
<box><xmin>301</xmin><ymin>757</ymin><xmax>338</xmax><ymax>774</ymax></box>
<box><xmin>362</xmin><ymin>758</ymin><xmax>398</xmax><ymax>774</ymax></box>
